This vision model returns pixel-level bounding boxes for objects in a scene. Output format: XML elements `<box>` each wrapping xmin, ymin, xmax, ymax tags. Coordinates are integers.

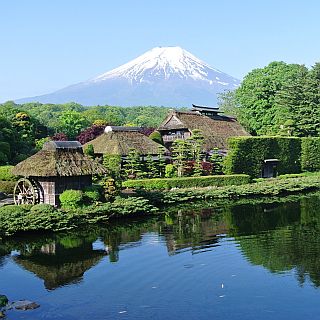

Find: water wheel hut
<box><xmin>84</xmin><ymin>126</ymin><xmax>168</xmax><ymax>159</ymax></box>
<box><xmin>12</xmin><ymin>141</ymin><xmax>106</xmax><ymax>206</ymax></box>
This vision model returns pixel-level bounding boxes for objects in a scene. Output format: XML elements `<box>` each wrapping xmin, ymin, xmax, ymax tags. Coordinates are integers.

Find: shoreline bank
<box><xmin>1</xmin><ymin>174</ymin><xmax>320</xmax><ymax>238</ymax></box>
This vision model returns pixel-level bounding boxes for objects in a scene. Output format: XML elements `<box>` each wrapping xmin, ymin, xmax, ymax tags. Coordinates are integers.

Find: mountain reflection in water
<box><xmin>1</xmin><ymin>194</ymin><xmax>320</xmax><ymax>291</ymax></box>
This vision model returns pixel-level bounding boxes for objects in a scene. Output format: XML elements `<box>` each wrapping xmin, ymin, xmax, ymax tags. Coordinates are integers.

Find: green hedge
<box><xmin>301</xmin><ymin>137</ymin><xmax>320</xmax><ymax>172</ymax></box>
<box><xmin>123</xmin><ymin>174</ymin><xmax>250</xmax><ymax>190</ymax></box>
<box><xmin>224</xmin><ymin>136</ymin><xmax>301</xmax><ymax>178</ymax></box>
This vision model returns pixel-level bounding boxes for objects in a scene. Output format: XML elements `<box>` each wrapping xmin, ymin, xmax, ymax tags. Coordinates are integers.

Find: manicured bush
<box><xmin>83</xmin><ymin>185</ymin><xmax>102</xmax><ymax>203</ymax></box>
<box><xmin>149</xmin><ymin>131</ymin><xmax>163</xmax><ymax>145</ymax></box>
<box><xmin>165</xmin><ymin>164</ymin><xmax>176</xmax><ymax>178</ymax></box>
<box><xmin>59</xmin><ymin>190</ymin><xmax>83</xmax><ymax>208</ymax></box>
<box><xmin>301</xmin><ymin>137</ymin><xmax>320</xmax><ymax>172</ymax></box>
<box><xmin>0</xmin><ymin>166</ymin><xmax>17</xmax><ymax>181</ymax></box>
<box><xmin>84</xmin><ymin>144</ymin><xmax>95</xmax><ymax>157</ymax></box>
<box><xmin>224</xmin><ymin>136</ymin><xmax>301</xmax><ymax>178</ymax></box>
<box><xmin>0</xmin><ymin>181</ymin><xmax>16</xmax><ymax>194</ymax></box>
<box><xmin>123</xmin><ymin>174</ymin><xmax>250</xmax><ymax>190</ymax></box>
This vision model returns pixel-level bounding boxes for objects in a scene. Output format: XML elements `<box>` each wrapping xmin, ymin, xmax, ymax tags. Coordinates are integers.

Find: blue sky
<box><xmin>1</xmin><ymin>0</ymin><xmax>320</xmax><ymax>102</ymax></box>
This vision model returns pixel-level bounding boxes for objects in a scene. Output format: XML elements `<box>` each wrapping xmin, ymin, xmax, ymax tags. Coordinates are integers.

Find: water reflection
<box><xmin>2</xmin><ymin>194</ymin><xmax>320</xmax><ymax>290</ymax></box>
<box><xmin>227</xmin><ymin>196</ymin><xmax>320</xmax><ymax>287</ymax></box>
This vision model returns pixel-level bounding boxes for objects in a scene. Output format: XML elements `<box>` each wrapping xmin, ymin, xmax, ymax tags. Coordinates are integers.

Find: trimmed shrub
<box><xmin>123</xmin><ymin>174</ymin><xmax>250</xmax><ymax>190</ymax></box>
<box><xmin>149</xmin><ymin>131</ymin><xmax>163</xmax><ymax>145</ymax></box>
<box><xmin>0</xmin><ymin>181</ymin><xmax>16</xmax><ymax>194</ymax></box>
<box><xmin>301</xmin><ymin>137</ymin><xmax>320</xmax><ymax>172</ymax></box>
<box><xmin>59</xmin><ymin>190</ymin><xmax>83</xmax><ymax>208</ymax></box>
<box><xmin>0</xmin><ymin>166</ymin><xmax>17</xmax><ymax>181</ymax></box>
<box><xmin>224</xmin><ymin>136</ymin><xmax>301</xmax><ymax>178</ymax></box>
<box><xmin>83</xmin><ymin>185</ymin><xmax>102</xmax><ymax>204</ymax></box>
<box><xmin>84</xmin><ymin>144</ymin><xmax>95</xmax><ymax>157</ymax></box>
<box><xmin>165</xmin><ymin>164</ymin><xmax>176</xmax><ymax>178</ymax></box>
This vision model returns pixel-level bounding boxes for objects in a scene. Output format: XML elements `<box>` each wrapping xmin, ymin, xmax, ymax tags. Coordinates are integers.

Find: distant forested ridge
<box><xmin>0</xmin><ymin>102</ymin><xmax>173</xmax><ymax>165</ymax></box>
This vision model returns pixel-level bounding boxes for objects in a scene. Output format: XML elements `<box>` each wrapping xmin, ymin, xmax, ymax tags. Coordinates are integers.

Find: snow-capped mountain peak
<box><xmin>16</xmin><ymin>46</ymin><xmax>240</xmax><ymax>107</ymax></box>
<box><xmin>90</xmin><ymin>46</ymin><xmax>228</xmax><ymax>84</ymax></box>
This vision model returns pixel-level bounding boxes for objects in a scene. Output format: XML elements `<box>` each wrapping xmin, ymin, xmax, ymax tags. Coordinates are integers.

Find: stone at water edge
<box><xmin>0</xmin><ymin>295</ymin><xmax>8</xmax><ymax>308</ymax></box>
<box><xmin>9</xmin><ymin>300</ymin><xmax>40</xmax><ymax>311</ymax></box>
<box><xmin>0</xmin><ymin>311</ymin><xmax>5</xmax><ymax>318</ymax></box>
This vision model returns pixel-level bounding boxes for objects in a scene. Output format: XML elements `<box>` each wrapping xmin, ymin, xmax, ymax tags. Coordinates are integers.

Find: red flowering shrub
<box><xmin>76</xmin><ymin>125</ymin><xmax>105</xmax><ymax>144</ymax></box>
<box><xmin>51</xmin><ymin>132</ymin><xmax>68</xmax><ymax>141</ymax></box>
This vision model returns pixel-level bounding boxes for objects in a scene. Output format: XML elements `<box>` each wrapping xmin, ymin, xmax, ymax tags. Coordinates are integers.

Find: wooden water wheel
<box><xmin>13</xmin><ymin>178</ymin><xmax>43</xmax><ymax>205</ymax></box>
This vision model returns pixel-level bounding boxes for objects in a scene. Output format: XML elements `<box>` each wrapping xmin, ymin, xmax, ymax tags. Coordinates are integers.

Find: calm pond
<box><xmin>2</xmin><ymin>194</ymin><xmax>320</xmax><ymax>319</ymax></box>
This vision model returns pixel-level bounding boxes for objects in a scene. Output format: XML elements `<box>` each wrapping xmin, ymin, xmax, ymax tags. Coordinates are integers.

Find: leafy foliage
<box><xmin>59</xmin><ymin>190</ymin><xmax>84</xmax><ymax>209</ymax></box>
<box><xmin>83</xmin><ymin>185</ymin><xmax>102</xmax><ymax>204</ymax></box>
<box><xmin>0</xmin><ymin>166</ymin><xmax>17</xmax><ymax>181</ymax></box>
<box><xmin>77</xmin><ymin>124</ymin><xmax>105</xmax><ymax>144</ymax></box>
<box><xmin>51</xmin><ymin>132</ymin><xmax>68</xmax><ymax>141</ymax></box>
<box><xmin>149</xmin><ymin>130</ymin><xmax>163</xmax><ymax>145</ymax></box>
<box><xmin>230</xmin><ymin>61</ymin><xmax>320</xmax><ymax>136</ymax></box>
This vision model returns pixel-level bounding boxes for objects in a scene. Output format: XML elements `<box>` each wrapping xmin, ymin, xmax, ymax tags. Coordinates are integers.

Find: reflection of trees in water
<box><xmin>161</xmin><ymin>208</ymin><xmax>228</xmax><ymax>255</ymax></box>
<box><xmin>227</xmin><ymin>195</ymin><xmax>320</xmax><ymax>287</ymax></box>
<box><xmin>3</xmin><ymin>194</ymin><xmax>320</xmax><ymax>290</ymax></box>
<box><xmin>0</xmin><ymin>213</ymin><xmax>228</xmax><ymax>290</ymax></box>
<box><xmin>0</xmin><ymin>218</ymin><xmax>162</xmax><ymax>290</ymax></box>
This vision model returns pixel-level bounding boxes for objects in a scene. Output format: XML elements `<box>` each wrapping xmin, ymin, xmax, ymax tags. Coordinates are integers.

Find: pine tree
<box><xmin>171</xmin><ymin>139</ymin><xmax>190</xmax><ymax>177</ymax></box>
<box><xmin>157</xmin><ymin>147</ymin><xmax>166</xmax><ymax>177</ymax></box>
<box><xmin>188</xmin><ymin>129</ymin><xmax>205</xmax><ymax>176</ymax></box>
<box><xmin>210</xmin><ymin>148</ymin><xmax>224</xmax><ymax>174</ymax></box>
<box><xmin>145</xmin><ymin>153</ymin><xmax>158</xmax><ymax>178</ymax></box>
<box><xmin>123</xmin><ymin>149</ymin><xmax>143</xmax><ymax>179</ymax></box>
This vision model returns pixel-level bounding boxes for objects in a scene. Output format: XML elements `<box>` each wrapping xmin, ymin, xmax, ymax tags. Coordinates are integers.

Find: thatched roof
<box><xmin>158</xmin><ymin>110</ymin><xmax>250</xmax><ymax>150</ymax></box>
<box><xmin>85</xmin><ymin>127</ymin><xmax>167</xmax><ymax>156</ymax></box>
<box><xmin>12</xmin><ymin>141</ymin><xmax>106</xmax><ymax>177</ymax></box>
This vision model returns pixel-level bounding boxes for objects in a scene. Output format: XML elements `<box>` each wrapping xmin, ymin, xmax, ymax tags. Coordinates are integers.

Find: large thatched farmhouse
<box><xmin>158</xmin><ymin>105</ymin><xmax>249</xmax><ymax>152</ymax></box>
<box><xmin>85</xmin><ymin>126</ymin><xmax>167</xmax><ymax>158</ymax></box>
<box><xmin>12</xmin><ymin>141</ymin><xmax>106</xmax><ymax>206</ymax></box>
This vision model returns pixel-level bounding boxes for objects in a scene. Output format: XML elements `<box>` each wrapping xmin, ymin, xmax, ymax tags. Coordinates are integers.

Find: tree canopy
<box><xmin>219</xmin><ymin>61</ymin><xmax>320</xmax><ymax>137</ymax></box>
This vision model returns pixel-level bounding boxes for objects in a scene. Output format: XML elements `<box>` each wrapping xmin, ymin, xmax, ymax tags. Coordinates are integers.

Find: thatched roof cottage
<box><xmin>12</xmin><ymin>141</ymin><xmax>106</xmax><ymax>206</ymax></box>
<box><xmin>85</xmin><ymin>126</ymin><xmax>167</xmax><ymax>157</ymax></box>
<box><xmin>158</xmin><ymin>105</ymin><xmax>249</xmax><ymax>151</ymax></box>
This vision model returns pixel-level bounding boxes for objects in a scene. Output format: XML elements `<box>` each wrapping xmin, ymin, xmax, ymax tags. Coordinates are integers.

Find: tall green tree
<box><xmin>235</xmin><ymin>61</ymin><xmax>305</xmax><ymax>135</ymax></box>
<box><xmin>59</xmin><ymin>110</ymin><xmax>89</xmax><ymax>139</ymax></box>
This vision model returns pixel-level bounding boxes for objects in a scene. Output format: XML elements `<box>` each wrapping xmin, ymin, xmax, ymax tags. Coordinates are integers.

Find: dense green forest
<box><xmin>219</xmin><ymin>61</ymin><xmax>320</xmax><ymax>136</ymax></box>
<box><xmin>0</xmin><ymin>101</ymin><xmax>171</xmax><ymax>164</ymax></box>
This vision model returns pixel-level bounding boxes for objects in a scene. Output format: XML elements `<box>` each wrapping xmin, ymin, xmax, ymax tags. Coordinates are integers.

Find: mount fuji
<box><xmin>16</xmin><ymin>47</ymin><xmax>240</xmax><ymax>107</ymax></box>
